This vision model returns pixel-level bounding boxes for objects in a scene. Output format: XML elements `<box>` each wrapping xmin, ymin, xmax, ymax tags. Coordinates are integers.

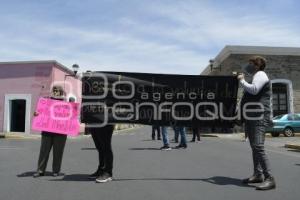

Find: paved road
<box><xmin>0</xmin><ymin>126</ymin><xmax>300</xmax><ymax>200</ymax></box>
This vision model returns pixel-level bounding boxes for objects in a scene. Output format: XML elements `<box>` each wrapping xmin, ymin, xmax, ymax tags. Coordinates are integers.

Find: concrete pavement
<box><xmin>0</xmin><ymin>126</ymin><xmax>300</xmax><ymax>200</ymax></box>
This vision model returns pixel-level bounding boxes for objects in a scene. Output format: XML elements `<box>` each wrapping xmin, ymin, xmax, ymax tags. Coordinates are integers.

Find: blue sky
<box><xmin>0</xmin><ymin>0</ymin><xmax>299</xmax><ymax>74</ymax></box>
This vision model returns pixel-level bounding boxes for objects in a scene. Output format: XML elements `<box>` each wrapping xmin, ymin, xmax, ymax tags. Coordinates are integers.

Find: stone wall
<box><xmin>208</xmin><ymin>54</ymin><xmax>300</xmax><ymax>113</ymax></box>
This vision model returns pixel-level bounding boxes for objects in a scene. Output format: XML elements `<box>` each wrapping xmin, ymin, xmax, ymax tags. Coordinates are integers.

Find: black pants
<box><xmin>192</xmin><ymin>125</ymin><xmax>201</xmax><ymax>141</ymax></box>
<box><xmin>152</xmin><ymin>125</ymin><xmax>161</xmax><ymax>139</ymax></box>
<box><xmin>245</xmin><ymin>120</ymin><xmax>271</xmax><ymax>178</ymax></box>
<box><xmin>37</xmin><ymin>132</ymin><xmax>67</xmax><ymax>173</ymax></box>
<box><xmin>90</xmin><ymin>125</ymin><xmax>114</xmax><ymax>176</ymax></box>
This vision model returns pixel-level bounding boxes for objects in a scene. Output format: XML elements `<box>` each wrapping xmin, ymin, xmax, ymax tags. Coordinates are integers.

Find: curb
<box><xmin>284</xmin><ymin>143</ymin><xmax>300</xmax><ymax>150</ymax></box>
<box><xmin>201</xmin><ymin>134</ymin><xmax>220</xmax><ymax>138</ymax></box>
<box><xmin>201</xmin><ymin>133</ymin><xmax>244</xmax><ymax>139</ymax></box>
<box><xmin>0</xmin><ymin>126</ymin><xmax>144</xmax><ymax>140</ymax></box>
<box><xmin>114</xmin><ymin>126</ymin><xmax>144</xmax><ymax>134</ymax></box>
<box><xmin>1</xmin><ymin>134</ymin><xmax>41</xmax><ymax>140</ymax></box>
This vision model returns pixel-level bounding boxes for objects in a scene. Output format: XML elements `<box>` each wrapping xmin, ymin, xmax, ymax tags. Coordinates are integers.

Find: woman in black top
<box><xmin>87</xmin><ymin>125</ymin><xmax>114</xmax><ymax>183</ymax></box>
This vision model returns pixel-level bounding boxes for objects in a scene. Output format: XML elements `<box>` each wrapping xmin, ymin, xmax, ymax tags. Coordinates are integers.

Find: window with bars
<box><xmin>272</xmin><ymin>83</ymin><xmax>288</xmax><ymax>116</ymax></box>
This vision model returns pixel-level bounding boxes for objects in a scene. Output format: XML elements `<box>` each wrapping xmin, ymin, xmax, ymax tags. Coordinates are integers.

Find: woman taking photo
<box><xmin>238</xmin><ymin>56</ymin><xmax>276</xmax><ymax>190</ymax></box>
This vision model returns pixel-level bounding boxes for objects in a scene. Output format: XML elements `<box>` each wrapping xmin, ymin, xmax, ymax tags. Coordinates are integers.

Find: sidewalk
<box><xmin>0</xmin><ymin>126</ymin><xmax>145</xmax><ymax>140</ymax></box>
<box><xmin>0</xmin><ymin>131</ymin><xmax>244</xmax><ymax>140</ymax></box>
<box><xmin>201</xmin><ymin>132</ymin><xmax>244</xmax><ymax>139</ymax></box>
<box><xmin>0</xmin><ymin>132</ymin><xmax>41</xmax><ymax>140</ymax></box>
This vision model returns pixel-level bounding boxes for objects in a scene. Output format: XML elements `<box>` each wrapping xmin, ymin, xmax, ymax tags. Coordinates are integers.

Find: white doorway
<box><xmin>3</xmin><ymin>94</ymin><xmax>32</xmax><ymax>134</ymax></box>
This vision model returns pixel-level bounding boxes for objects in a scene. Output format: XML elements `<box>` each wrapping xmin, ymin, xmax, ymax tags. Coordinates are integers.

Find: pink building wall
<box><xmin>52</xmin><ymin>66</ymin><xmax>82</xmax><ymax>103</ymax></box>
<box><xmin>0</xmin><ymin>61</ymin><xmax>82</xmax><ymax>134</ymax></box>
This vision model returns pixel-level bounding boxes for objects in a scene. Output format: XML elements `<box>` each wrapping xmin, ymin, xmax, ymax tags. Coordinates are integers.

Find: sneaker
<box><xmin>190</xmin><ymin>139</ymin><xmax>195</xmax><ymax>142</ymax></box>
<box><xmin>160</xmin><ymin>145</ymin><xmax>172</xmax><ymax>150</ymax></box>
<box><xmin>175</xmin><ymin>144</ymin><xmax>187</xmax><ymax>149</ymax></box>
<box><xmin>95</xmin><ymin>172</ymin><xmax>113</xmax><ymax>183</ymax></box>
<box><xmin>256</xmin><ymin>176</ymin><xmax>276</xmax><ymax>190</ymax></box>
<box><xmin>242</xmin><ymin>174</ymin><xmax>264</xmax><ymax>184</ymax></box>
<box><xmin>52</xmin><ymin>172</ymin><xmax>64</xmax><ymax>177</ymax></box>
<box><xmin>33</xmin><ymin>172</ymin><xmax>44</xmax><ymax>178</ymax></box>
<box><xmin>88</xmin><ymin>169</ymin><xmax>103</xmax><ymax>179</ymax></box>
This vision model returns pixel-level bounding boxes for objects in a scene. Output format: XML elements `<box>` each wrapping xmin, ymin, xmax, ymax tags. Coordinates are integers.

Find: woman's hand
<box><xmin>33</xmin><ymin>111</ymin><xmax>39</xmax><ymax>117</ymax></box>
<box><xmin>237</xmin><ymin>73</ymin><xmax>244</xmax><ymax>81</ymax></box>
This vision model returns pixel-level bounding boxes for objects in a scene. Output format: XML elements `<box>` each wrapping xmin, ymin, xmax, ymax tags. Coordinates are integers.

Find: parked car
<box><xmin>267</xmin><ymin>114</ymin><xmax>300</xmax><ymax>137</ymax></box>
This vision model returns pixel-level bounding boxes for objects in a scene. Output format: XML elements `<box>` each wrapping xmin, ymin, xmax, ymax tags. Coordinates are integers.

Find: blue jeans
<box><xmin>174</xmin><ymin>127</ymin><xmax>187</xmax><ymax>145</ymax></box>
<box><xmin>161</xmin><ymin>126</ymin><xmax>169</xmax><ymax>146</ymax></box>
<box><xmin>173</xmin><ymin>126</ymin><xmax>179</xmax><ymax>141</ymax></box>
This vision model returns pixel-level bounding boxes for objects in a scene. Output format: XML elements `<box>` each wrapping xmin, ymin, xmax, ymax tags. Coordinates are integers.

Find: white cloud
<box><xmin>0</xmin><ymin>1</ymin><xmax>299</xmax><ymax>75</ymax></box>
<box><xmin>141</xmin><ymin>1</ymin><xmax>300</xmax><ymax>47</ymax></box>
<box><xmin>0</xmin><ymin>17</ymin><xmax>209</xmax><ymax>74</ymax></box>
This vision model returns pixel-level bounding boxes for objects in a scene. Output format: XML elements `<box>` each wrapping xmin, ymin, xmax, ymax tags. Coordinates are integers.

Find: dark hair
<box><xmin>249</xmin><ymin>56</ymin><xmax>267</xmax><ymax>71</ymax></box>
<box><xmin>52</xmin><ymin>85</ymin><xmax>65</xmax><ymax>96</ymax></box>
<box><xmin>68</xmin><ymin>97</ymin><xmax>76</xmax><ymax>102</ymax></box>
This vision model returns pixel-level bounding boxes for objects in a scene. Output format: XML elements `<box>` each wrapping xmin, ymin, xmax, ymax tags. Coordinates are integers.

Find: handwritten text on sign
<box><xmin>32</xmin><ymin>98</ymin><xmax>80</xmax><ymax>136</ymax></box>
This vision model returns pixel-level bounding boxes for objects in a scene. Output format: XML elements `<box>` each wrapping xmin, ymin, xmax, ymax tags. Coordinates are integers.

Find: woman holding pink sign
<box><xmin>33</xmin><ymin>85</ymin><xmax>69</xmax><ymax>178</ymax></box>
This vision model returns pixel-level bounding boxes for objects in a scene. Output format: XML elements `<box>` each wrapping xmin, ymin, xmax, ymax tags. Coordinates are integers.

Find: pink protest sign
<box><xmin>32</xmin><ymin>97</ymin><xmax>80</xmax><ymax>136</ymax></box>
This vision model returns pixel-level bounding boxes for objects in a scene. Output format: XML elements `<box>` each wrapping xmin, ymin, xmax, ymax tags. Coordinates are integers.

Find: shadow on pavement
<box><xmin>200</xmin><ymin>176</ymin><xmax>255</xmax><ymax>188</ymax></box>
<box><xmin>296</xmin><ymin>164</ymin><xmax>300</xmax><ymax>166</ymax></box>
<box><xmin>129</xmin><ymin>147</ymin><xmax>161</xmax><ymax>151</ymax></box>
<box><xmin>49</xmin><ymin>174</ymin><xmax>91</xmax><ymax>182</ymax></box>
<box><xmin>113</xmin><ymin>176</ymin><xmax>254</xmax><ymax>188</ymax></box>
<box><xmin>17</xmin><ymin>171</ymin><xmax>53</xmax><ymax>177</ymax></box>
<box><xmin>39</xmin><ymin>174</ymin><xmax>255</xmax><ymax>188</ymax></box>
<box><xmin>81</xmin><ymin>148</ymin><xmax>97</xmax><ymax>150</ymax></box>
